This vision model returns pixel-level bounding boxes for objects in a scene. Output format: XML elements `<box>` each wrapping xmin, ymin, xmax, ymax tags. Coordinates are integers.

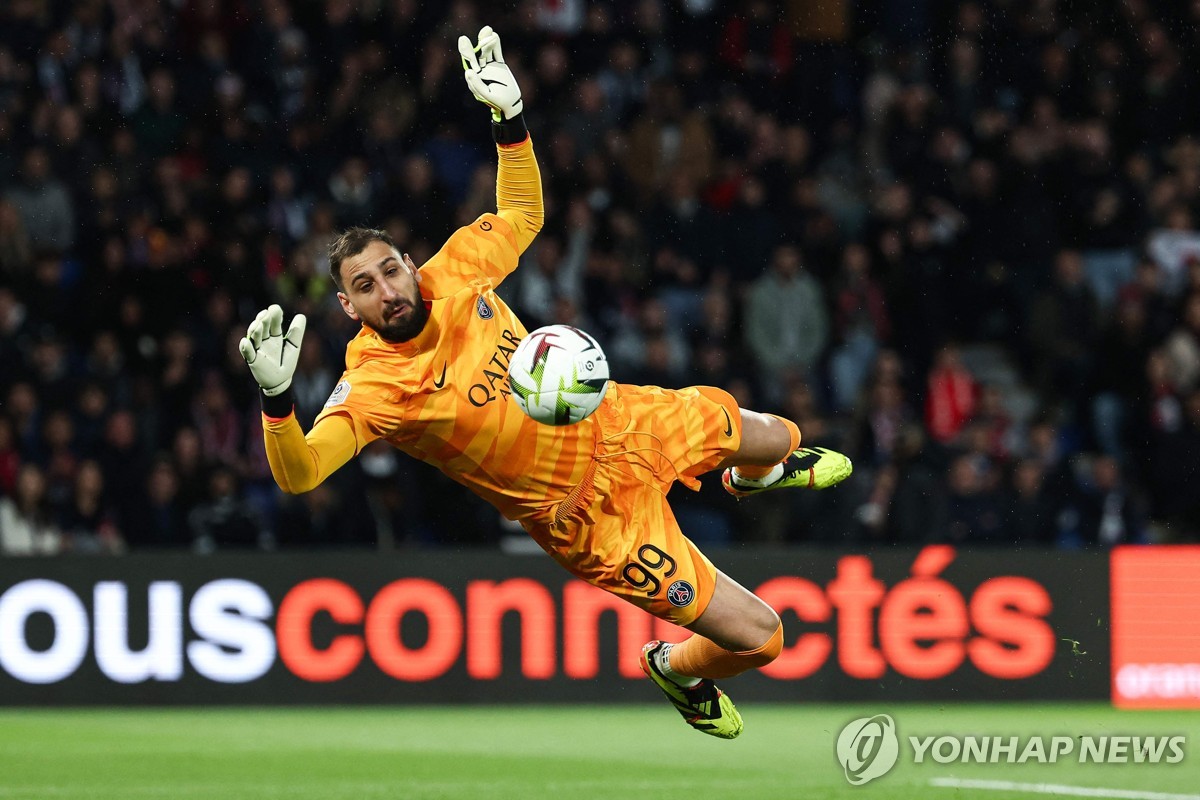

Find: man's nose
<box><xmin>378</xmin><ymin>279</ymin><xmax>399</xmax><ymax>300</ymax></box>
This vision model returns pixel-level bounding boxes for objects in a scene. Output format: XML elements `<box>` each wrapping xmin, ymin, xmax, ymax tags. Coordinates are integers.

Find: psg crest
<box><xmin>477</xmin><ymin>296</ymin><xmax>494</xmax><ymax>319</ymax></box>
<box><xmin>666</xmin><ymin>580</ymin><xmax>695</xmax><ymax>607</ymax></box>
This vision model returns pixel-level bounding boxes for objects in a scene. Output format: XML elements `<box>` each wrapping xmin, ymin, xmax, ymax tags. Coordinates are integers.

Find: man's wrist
<box><xmin>492</xmin><ymin>112</ymin><xmax>528</xmax><ymax>145</ymax></box>
<box><xmin>261</xmin><ymin>386</ymin><xmax>296</xmax><ymax>420</ymax></box>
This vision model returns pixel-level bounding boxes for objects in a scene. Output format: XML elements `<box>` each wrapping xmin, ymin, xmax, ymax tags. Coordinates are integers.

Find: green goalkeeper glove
<box><xmin>239</xmin><ymin>304</ymin><xmax>306</xmax><ymax>397</ymax></box>
<box><xmin>458</xmin><ymin>26</ymin><xmax>523</xmax><ymax>122</ymax></box>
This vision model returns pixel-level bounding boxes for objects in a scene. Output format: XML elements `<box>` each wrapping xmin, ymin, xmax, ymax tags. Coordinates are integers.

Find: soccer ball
<box><xmin>507</xmin><ymin>325</ymin><xmax>610</xmax><ymax>425</ymax></box>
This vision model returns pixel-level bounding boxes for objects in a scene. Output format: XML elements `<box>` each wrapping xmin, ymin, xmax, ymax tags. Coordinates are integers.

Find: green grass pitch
<box><xmin>1</xmin><ymin>703</ymin><xmax>1197</xmax><ymax>799</ymax></box>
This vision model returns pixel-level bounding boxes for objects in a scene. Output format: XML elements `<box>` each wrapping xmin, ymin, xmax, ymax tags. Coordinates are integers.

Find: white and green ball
<box><xmin>507</xmin><ymin>325</ymin><xmax>610</xmax><ymax>425</ymax></box>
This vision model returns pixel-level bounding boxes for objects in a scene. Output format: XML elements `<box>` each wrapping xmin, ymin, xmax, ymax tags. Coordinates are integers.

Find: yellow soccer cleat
<box><xmin>722</xmin><ymin>446</ymin><xmax>853</xmax><ymax>498</ymax></box>
<box><xmin>639</xmin><ymin>641</ymin><xmax>743</xmax><ymax>740</ymax></box>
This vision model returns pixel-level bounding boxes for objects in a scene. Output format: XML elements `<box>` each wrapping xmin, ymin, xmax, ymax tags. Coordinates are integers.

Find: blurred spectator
<box><xmin>1163</xmin><ymin>292</ymin><xmax>1200</xmax><ymax>393</ymax></box>
<box><xmin>828</xmin><ymin>243</ymin><xmax>890</xmax><ymax>411</ymax></box>
<box><xmin>1027</xmin><ymin>249</ymin><xmax>1101</xmax><ymax>414</ymax></box>
<box><xmin>924</xmin><ymin>343</ymin><xmax>978</xmax><ymax>445</ymax></box>
<box><xmin>1024</xmin><ymin>416</ymin><xmax>1081</xmax><ymax>513</ymax></box>
<box><xmin>73</xmin><ymin>383</ymin><xmax>111</xmax><ymax>458</ymax></box>
<box><xmin>328</xmin><ymin>157</ymin><xmax>377</xmax><ymax>227</ymax></box>
<box><xmin>39</xmin><ymin>408</ymin><xmax>79</xmax><ymax>509</ymax></box>
<box><xmin>123</xmin><ymin>457</ymin><xmax>191</xmax><ymax>549</ymax></box>
<box><xmin>0</xmin><ymin>289</ymin><xmax>29</xmax><ymax>387</ymax></box>
<box><xmin>1124</xmin><ymin>258</ymin><xmax>1175</xmax><ymax>341</ymax></box>
<box><xmin>192</xmin><ymin>372</ymin><xmax>242</xmax><ymax>467</ymax></box>
<box><xmin>0</xmin><ymin>464</ymin><xmax>63</xmax><ymax>556</ymax></box>
<box><xmin>625</xmin><ymin>81</ymin><xmax>715</xmax><ymax>201</ymax></box>
<box><xmin>266</xmin><ymin>165</ymin><xmax>311</xmax><ymax>248</ymax></box>
<box><xmin>0</xmin><ymin>416</ymin><xmax>18</xmax><ymax>494</ymax></box>
<box><xmin>881</xmin><ymin>425</ymin><xmax>947</xmax><ymax>543</ymax></box>
<box><xmin>612</xmin><ymin>297</ymin><xmax>690</xmax><ymax>385</ymax></box>
<box><xmin>1091</xmin><ymin>294</ymin><xmax>1154</xmax><ymax>458</ymax></box>
<box><xmin>1005</xmin><ymin>459</ymin><xmax>1061</xmax><ymax>546</ymax></box>
<box><xmin>0</xmin><ymin>200</ymin><xmax>32</xmax><ymax>274</ymax></box>
<box><xmin>4</xmin><ymin>147</ymin><xmax>74</xmax><ymax>252</ymax></box>
<box><xmin>1146</xmin><ymin>388</ymin><xmax>1200</xmax><ymax>540</ymax></box>
<box><xmin>132</xmin><ymin>67</ymin><xmax>185</xmax><ymax>158</ymax></box>
<box><xmin>743</xmin><ymin>244</ymin><xmax>828</xmax><ymax>404</ymax></box>
<box><xmin>1073</xmin><ymin>455</ymin><xmax>1147</xmax><ymax>547</ymax></box>
<box><xmin>96</xmin><ymin>409</ymin><xmax>149</xmax><ymax>527</ymax></box>
<box><xmin>276</xmin><ymin>483</ymin><xmax>344</xmax><ymax>547</ymax></box>
<box><xmin>58</xmin><ymin>459</ymin><xmax>124</xmax><ymax>554</ymax></box>
<box><xmin>595</xmin><ymin>39</ymin><xmax>643</xmax><ymax>122</ymax></box>
<box><xmin>190</xmin><ymin>466</ymin><xmax>270</xmax><ymax>552</ymax></box>
<box><xmin>944</xmin><ymin>454</ymin><xmax>1006</xmax><ymax>544</ymax></box>
<box><xmin>718</xmin><ymin>0</ymin><xmax>793</xmax><ymax>87</ymax></box>
<box><xmin>157</xmin><ymin>329</ymin><xmax>198</xmax><ymax>442</ymax></box>
<box><xmin>1147</xmin><ymin>209</ymin><xmax>1200</xmax><ymax>296</ymax></box>
<box><xmin>969</xmin><ymin>385</ymin><xmax>1016</xmax><ymax>463</ymax></box>
<box><xmin>509</xmin><ymin>200</ymin><xmax>591</xmax><ymax>330</ymax></box>
<box><xmin>170</xmin><ymin>427</ymin><xmax>208</xmax><ymax>515</ymax></box>
<box><xmin>852</xmin><ymin>375</ymin><xmax>913</xmax><ymax>469</ymax></box>
<box><xmin>7</xmin><ymin>382</ymin><xmax>41</xmax><ymax>459</ymax></box>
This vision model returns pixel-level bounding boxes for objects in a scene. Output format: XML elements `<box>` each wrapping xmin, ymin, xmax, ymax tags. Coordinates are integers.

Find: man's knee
<box><xmin>720</xmin><ymin>602</ymin><xmax>781</xmax><ymax>652</ymax></box>
<box><xmin>737</xmin><ymin>618</ymin><xmax>784</xmax><ymax>669</ymax></box>
<box><xmin>732</xmin><ymin>410</ymin><xmax>799</xmax><ymax>466</ymax></box>
<box><xmin>766</xmin><ymin>414</ymin><xmax>801</xmax><ymax>454</ymax></box>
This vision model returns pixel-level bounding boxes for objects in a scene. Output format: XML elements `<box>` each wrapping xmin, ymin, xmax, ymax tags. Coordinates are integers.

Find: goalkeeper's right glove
<box><xmin>458</xmin><ymin>26</ymin><xmax>523</xmax><ymax>122</ymax></box>
<box><xmin>239</xmin><ymin>304</ymin><xmax>306</xmax><ymax>398</ymax></box>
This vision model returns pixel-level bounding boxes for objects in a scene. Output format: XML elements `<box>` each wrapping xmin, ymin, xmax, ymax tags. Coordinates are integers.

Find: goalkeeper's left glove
<box><xmin>458</xmin><ymin>26</ymin><xmax>523</xmax><ymax>123</ymax></box>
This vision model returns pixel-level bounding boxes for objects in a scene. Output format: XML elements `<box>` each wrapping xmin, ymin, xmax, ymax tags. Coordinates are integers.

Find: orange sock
<box><xmin>668</xmin><ymin>623</ymin><xmax>784</xmax><ymax>680</ymax></box>
<box><xmin>735</xmin><ymin>415</ymin><xmax>801</xmax><ymax>480</ymax></box>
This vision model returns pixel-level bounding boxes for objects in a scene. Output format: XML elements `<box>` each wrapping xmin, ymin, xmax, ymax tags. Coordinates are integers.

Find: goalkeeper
<box><xmin>241</xmin><ymin>27</ymin><xmax>852</xmax><ymax>740</ymax></box>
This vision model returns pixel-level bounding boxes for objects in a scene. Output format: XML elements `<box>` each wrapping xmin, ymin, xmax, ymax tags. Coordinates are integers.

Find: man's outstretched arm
<box><xmin>240</xmin><ymin>304</ymin><xmax>356</xmax><ymax>494</ymax></box>
<box><xmin>495</xmin><ymin>131</ymin><xmax>543</xmax><ymax>253</ymax></box>
<box><xmin>260</xmin><ymin>413</ymin><xmax>356</xmax><ymax>495</ymax></box>
<box><xmin>460</xmin><ymin>26</ymin><xmax>543</xmax><ymax>253</ymax></box>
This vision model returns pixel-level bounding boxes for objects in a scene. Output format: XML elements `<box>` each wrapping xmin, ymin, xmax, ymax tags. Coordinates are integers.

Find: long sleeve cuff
<box><xmin>260</xmin><ymin>387</ymin><xmax>296</xmax><ymax>420</ymax></box>
<box><xmin>493</xmin><ymin>113</ymin><xmax>528</xmax><ymax>146</ymax></box>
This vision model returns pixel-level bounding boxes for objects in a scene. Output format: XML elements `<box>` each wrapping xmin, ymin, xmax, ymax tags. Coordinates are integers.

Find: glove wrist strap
<box><xmin>260</xmin><ymin>386</ymin><xmax>296</xmax><ymax>419</ymax></box>
<box><xmin>492</xmin><ymin>112</ymin><xmax>528</xmax><ymax>146</ymax></box>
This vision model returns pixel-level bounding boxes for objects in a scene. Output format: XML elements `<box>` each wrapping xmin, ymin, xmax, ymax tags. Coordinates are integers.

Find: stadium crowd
<box><xmin>2</xmin><ymin>0</ymin><xmax>1200</xmax><ymax>555</ymax></box>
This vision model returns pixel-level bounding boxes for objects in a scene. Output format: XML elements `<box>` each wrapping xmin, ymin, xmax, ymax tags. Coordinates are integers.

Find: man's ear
<box><xmin>403</xmin><ymin>252</ymin><xmax>422</xmax><ymax>283</ymax></box>
<box><xmin>337</xmin><ymin>291</ymin><xmax>360</xmax><ymax>321</ymax></box>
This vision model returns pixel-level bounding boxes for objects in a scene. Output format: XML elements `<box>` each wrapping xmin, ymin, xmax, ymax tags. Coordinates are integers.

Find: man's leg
<box><xmin>648</xmin><ymin>406</ymin><xmax>844</xmax><ymax>686</ymax></box>
<box><xmin>717</xmin><ymin>408</ymin><xmax>797</xmax><ymax>469</ymax></box>
<box><xmin>639</xmin><ymin>571</ymin><xmax>781</xmax><ymax>740</ymax></box>
<box><xmin>658</xmin><ymin>571</ymin><xmax>783</xmax><ymax>679</ymax></box>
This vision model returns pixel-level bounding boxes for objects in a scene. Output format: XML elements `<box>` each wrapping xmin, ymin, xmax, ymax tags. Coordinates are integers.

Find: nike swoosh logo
<box><xmin>721</xmin><ymin>408</ymin><xmax>733</xmax><ymax>438</ymax></box>
<box><xmin>481</xmin><ymin>78</ymin><xmax>507</xmax><ymax>87</ymax></box>
<box><xmin>432</xmin><ymin>362</ymin><xmax>448</xmax><ymax>389</ymax></box>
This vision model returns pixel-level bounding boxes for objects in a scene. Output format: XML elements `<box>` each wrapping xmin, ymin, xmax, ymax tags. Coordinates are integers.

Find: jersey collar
<box><xmin>347</xmin><ymin>301</ymin><xmax>439</xmax><ymax>365</ymax></box>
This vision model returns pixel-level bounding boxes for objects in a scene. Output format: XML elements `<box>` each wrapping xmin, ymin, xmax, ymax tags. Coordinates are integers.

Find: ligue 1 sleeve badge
<box><xmin>666</xmin><ymin>580</ymin><xmax>695</xmax><ymax>607</ymax></box>
<box><xmin>324</xmin><ymin>380</ymin><xmax>351</xmax><ymax>408</ymax></box>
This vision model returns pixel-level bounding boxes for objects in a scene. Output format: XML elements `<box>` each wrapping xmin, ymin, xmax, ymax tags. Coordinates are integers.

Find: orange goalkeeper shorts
<box><xmin>521</xmin><ymin>383</ymin><xmax>743</xmax><ymax>626</ymax></box>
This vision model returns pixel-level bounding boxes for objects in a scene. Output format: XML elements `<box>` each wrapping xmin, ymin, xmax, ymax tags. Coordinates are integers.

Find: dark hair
<box><xmin>328</xmin><ymin>227</ymin><xmax>396</xmax><ymax>291</ymax></box>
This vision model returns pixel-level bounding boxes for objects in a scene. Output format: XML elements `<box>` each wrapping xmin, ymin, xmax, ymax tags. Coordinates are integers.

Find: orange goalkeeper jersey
<box><xmin>260</xmin><ymin>136</ymin><xmax>612</xmax><ymax>521</ymax></box>
<box><xmin>311</xmin><ymin>213</ymin><xmax>602</xmax><ymax>522</ymax></box>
